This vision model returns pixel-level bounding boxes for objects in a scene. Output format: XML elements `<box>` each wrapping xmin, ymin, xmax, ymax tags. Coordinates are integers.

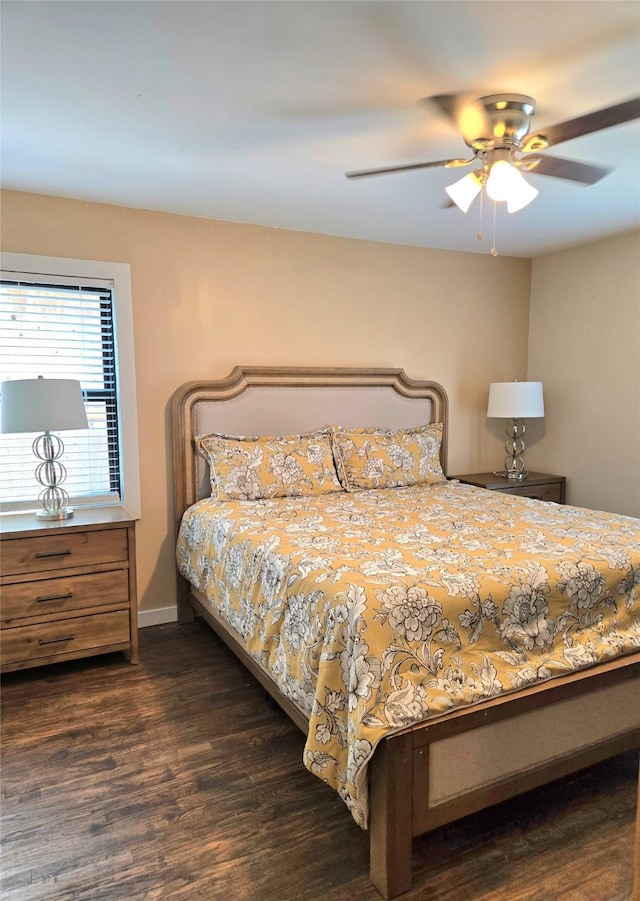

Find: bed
<box><xmin>172</xmin><ymin>366</ymin><xmax>640</xmax><ymax>898</ymax></box>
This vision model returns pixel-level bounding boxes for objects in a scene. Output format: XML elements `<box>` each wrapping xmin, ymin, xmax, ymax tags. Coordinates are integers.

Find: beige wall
<box><xmin>527</xmin><ymin>229</ymin><xmax>640</xmax><ymax>517</ymax></box>
<box><xmin>1</xmin><ymin>190</ymin><xmax>531</xmax><ymax>615</ymax></box>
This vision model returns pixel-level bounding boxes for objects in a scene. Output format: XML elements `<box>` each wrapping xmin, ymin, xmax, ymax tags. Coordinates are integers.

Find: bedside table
<box><xmin>1</xmin><ymin>508</ymin><xmax>138</xmax><ymax>673</ymax></box>
<box><xmin>452</xmin><ymin>471</ymin><xmax>566</xmax><ymax>504</ymax></box>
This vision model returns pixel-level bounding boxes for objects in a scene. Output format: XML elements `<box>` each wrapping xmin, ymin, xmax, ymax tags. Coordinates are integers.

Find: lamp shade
<box><xmin>485</xmin><ymin>160</ymin><xmax>516</xmax><ymax>202</ymax></box>
<box><xmin>487</xmin><ymin>381</ymin><xmax>545</xmax><ymax>419</ymax></box>
<box><xmin>485</xmin><ymin>159</ymin><xmax>539</xmax><ymax>212</ymax></box>
<box><xmin>505</xmin><ymin>176</ymin><xmax>539</xmax><ymax>213</ymax></box>
<box><xmin>445</xmin><ymin>171</ymin><xmax>483</xmax><ymax>213</ymax></box>
<box><xmin>1</xmin><ymin>378</ymin><xmax>88</xmax><ymax>434</ymax></box>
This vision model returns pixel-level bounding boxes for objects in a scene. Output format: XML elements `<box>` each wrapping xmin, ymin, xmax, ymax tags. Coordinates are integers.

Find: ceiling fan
<box><xmin>345</xmin><ymin>93</ymin><xmax>640</xmax><ymax>215</ymax></box>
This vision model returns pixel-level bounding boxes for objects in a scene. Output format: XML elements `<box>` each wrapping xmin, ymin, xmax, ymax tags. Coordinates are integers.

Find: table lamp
<box><xmin>487</xmin><ymin>380</ymin><xmax>544</xmax><ymax>479</ymax></box>
<box><xmin>1</xmin><ymin>376</ymin><xmax>89</xmax><ymax>520</ymax></box>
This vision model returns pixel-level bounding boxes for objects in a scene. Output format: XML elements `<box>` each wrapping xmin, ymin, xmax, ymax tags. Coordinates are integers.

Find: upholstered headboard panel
<box><xmin>172</xmin><ymin>367</ymin><xmax>448</xmax><ymax>522</ymax></box>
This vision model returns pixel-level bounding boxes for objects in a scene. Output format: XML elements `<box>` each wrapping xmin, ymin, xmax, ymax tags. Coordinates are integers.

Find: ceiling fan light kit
<box><xmin>346</xmin><ymin>92</ymin><xmax>640</xmax><ymax>254</ymax></box>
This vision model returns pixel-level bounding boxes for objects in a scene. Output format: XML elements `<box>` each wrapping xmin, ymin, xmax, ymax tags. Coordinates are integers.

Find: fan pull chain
<box><xmin>477</xmin><ymin>185</ymin><xmax>485</xmax><ymax>243</ymax></box>
<box><xmin>491</xmin><ymin>199</ymin><xmax>498</xmax><ymax>256</ymax></box>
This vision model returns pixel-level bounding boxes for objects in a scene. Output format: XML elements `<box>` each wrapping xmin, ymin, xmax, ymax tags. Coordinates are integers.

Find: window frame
<box><xmin>0</xmin><ymin>252</ymin><xmax>140</xmax><ymax>519</ymax></box>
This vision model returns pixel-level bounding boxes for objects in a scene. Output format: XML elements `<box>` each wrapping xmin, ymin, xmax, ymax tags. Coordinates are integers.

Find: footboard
<box><xmin>369</xmin><ymin>654</ymin><xmax>640</xmax><ymax>898</ymax></box>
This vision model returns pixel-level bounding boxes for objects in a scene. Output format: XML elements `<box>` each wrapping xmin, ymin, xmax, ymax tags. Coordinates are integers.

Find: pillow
<box><xmin>196</xmin><ymin>428</ymin><xmax>343</xmax><ymax>501</ymax></box>
<box><xmin>332</xmin><ymin>424</ymin><xmax>445</xmax><ymax>491</ymax></box>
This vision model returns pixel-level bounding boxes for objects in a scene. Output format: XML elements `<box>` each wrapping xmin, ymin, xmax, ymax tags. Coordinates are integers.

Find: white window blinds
<box><xmin>0</xmin><ymin>274</ymin><xmax>122</xmax><ymax>512</ymax></box>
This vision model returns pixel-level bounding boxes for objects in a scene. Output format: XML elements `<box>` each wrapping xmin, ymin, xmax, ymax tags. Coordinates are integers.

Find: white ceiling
<box><xmin>2</xmin><ymin>0</ymin><xmax>639</xmax><ymax>258</ymax></box>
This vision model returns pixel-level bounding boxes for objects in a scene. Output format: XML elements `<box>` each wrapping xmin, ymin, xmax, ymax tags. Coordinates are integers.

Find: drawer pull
<box><xmin>38</xmin><ymin>635</ymin><xmax>74</xmax><ymax>646</ymax></box>
<box><xmin>36</xmin><ymin>592</ymin><xmax>74</xmax><ymax>603</ymax></box>
<box><xmin>34</xmin><ymin>550</ymin><xmax>72</xmax><ymax>559</ymax></box>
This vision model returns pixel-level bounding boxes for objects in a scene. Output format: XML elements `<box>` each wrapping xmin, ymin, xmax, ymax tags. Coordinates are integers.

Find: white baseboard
<box><xmin>138</xmin><ymin>606</ymin><xmax>178</xmax><ymax>628</ymax></box>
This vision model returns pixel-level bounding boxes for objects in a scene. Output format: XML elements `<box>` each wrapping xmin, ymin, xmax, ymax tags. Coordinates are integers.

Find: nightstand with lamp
<box><xmin>0</xmin><ymin>376</ymin><xmax>138</xmax><ymax>672</ymax></box>
<box><xmin>453</xmin><ymin>379</ymin><xmax>566</xmax><ymax>503</ymax></box>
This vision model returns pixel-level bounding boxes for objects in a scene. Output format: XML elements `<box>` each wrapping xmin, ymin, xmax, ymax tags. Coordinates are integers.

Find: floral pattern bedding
<box><xmin>175</xmin><ymin>482</ymin><xmax>640</xmax><ymax>828</ymax></box>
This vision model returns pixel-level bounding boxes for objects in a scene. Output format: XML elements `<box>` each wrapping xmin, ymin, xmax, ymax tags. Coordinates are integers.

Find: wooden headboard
<box><xmin>171</xmin><ymin>366</ymin><xmax>448</xmax><ymax>527</ymax></box>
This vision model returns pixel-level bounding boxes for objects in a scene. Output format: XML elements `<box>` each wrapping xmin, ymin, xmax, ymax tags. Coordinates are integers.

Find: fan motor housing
<box><xmin>465</xmin><ymin>93</ymin><xmax>536</xmax><ymax>151</ymax></box>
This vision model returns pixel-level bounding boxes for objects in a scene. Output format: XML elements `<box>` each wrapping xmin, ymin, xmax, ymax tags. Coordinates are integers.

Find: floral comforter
<box><xmin>176</xmin><ymin>482</ymin><xmax>640</xmax><ymax>827</ymax></box>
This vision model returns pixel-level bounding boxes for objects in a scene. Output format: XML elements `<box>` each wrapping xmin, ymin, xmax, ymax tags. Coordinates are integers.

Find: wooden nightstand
<box><xmin>452</xmin><ymin>471</ymin><xmax>566</xmax><ymax>504</ymax></box>
<box><xmin>1</xmin><ymin>508</ymin><xmax>138</xmax><ymax>673</ymax></box>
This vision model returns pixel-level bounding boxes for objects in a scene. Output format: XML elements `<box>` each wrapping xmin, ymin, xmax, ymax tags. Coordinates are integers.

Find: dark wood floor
<box><xmin>1</xmin><ymin>620</ymin><xmax>638</xmax><ymax>901</ymax></box>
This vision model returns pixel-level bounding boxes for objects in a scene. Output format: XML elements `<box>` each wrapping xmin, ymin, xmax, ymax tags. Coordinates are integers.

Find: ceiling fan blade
<box><xmin>522</xmin><ymin>97</ymin><xmax>640</xmax><ymax>151</ymax></box>
<box><xmin>527</xmin><ymin>154</ymin><xmax>612</xmax><ymax>185</ymax></box>
<box><xmin>422</xmin><ymin>93</ymin><xmax>491</xmax><ymax>145</ymax></box>
<box><xmin>345</xmin><ymin>158</ymin><xmax>473</xmax><ymax>179</ymax></box>
<box><xmin>422</xmin><ymin>93</ymin><xmax>461</xmax><ymax>124</ymax></box>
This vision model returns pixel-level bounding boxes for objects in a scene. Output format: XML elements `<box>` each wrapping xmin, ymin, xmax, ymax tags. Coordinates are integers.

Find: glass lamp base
<box><xmin>492</xmin><ymin>470</ymin><xmax>529</xmax><ymax>480</ymax></box>
<box><xmin>502</xmin><ymin>420</ymin><xmax>528</xmax><ymax>481</ymax></box>
<box><xmin>33</xmin><ymin>432</ymin><xmax>75</xmax><ymax>522</ymax></box>
<box><xmin>36</xmin><ymin>508</ymin><xmax>75</xmax><ymax>521</ymax></box>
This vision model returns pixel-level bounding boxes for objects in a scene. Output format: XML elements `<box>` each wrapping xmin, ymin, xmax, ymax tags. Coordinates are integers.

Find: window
<box><xmin>0</xmin><ymin>254</ymin><xmax>140</xmax><ymax>517</ymax></box>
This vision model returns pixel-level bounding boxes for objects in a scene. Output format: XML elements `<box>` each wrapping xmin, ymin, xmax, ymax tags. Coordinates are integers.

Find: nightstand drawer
<box><xmin>0</xmin><ymin>610</ymin><xmax>130</xmax><ymax>666</ymax></box>
<box><xmin>1</xmin><ymin>570</ymin><xmax>130</xmax><ymax>623</ymax></box>
<box><xmin>1</xmin><ymin>528</ymin><xmax>128</xmax><ymax>577</ymax></box>
<box><xmin>499</xmin><ymin>482</ymin><xmax>564</xmax><ymax>503</ymax></box>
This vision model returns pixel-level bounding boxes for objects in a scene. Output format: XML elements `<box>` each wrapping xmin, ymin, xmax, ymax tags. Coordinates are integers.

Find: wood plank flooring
<box><xmin>1</xmin><ymin>621</ymin><xmax>638</xmax><ymax>901</ymax></box>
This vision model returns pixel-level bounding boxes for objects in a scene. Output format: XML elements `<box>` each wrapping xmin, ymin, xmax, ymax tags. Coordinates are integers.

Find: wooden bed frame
<box><xmin>172</xmin><ymin>366</ymin><xmax>640</xmax><ymax>899</ymax></box>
